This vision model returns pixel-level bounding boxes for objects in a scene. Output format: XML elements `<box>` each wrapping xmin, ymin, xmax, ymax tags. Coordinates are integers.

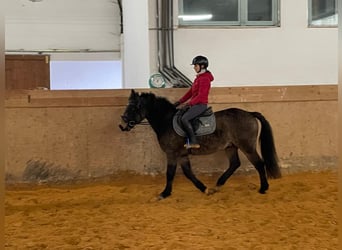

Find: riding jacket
<box><xmin>178</xmin><ymin>70</ymin><xmax>214</xmax><ymax>106</ymax></box>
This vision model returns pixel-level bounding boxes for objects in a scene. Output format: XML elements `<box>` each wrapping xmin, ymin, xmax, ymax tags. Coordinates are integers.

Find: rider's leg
<box><xmin>181</xmin><ymin>104</ymin><xmax>207</xmax><ymax>149</ymax></box>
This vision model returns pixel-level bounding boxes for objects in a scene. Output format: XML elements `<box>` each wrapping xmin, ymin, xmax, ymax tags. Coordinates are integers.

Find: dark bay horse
<box><xmin>119</xmin><ymin>90</ymin><xmax>281</xmax><ymax>199</ymax></box>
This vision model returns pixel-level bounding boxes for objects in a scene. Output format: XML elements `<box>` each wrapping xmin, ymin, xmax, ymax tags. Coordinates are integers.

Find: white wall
<box><xmin>5</xmin><ymin>0</ymin><xmax>338</xmax><ymax>87</ymax></box>
<box><xmin>122</xmin><ymin>0</ymin><xmax>150</xmax><ymax>88</ymax></box>
<box><xmin>168</xmin><ymin>0</ymin><xmax>338</xmax><ymax>86</ymax></box>
<box><xmin>5</xmin><ymin>0</ymin><xmax>121</xmax><ymax>54</ymax></box>
<box><xmin>50</xmin><ymin>61</ymin><xmax>122</xmax><ymax>90</ymax></box>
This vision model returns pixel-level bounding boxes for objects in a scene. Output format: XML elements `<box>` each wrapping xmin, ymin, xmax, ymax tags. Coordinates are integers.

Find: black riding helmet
<box><xmin>191</xmin><ymin>55</ymin><xmax>209</xmax><ymax>69</ymax></box>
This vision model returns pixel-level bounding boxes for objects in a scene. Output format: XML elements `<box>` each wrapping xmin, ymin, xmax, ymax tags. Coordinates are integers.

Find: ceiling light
<box><xmin>178</xmin><ymin>14</ymin><xmax>213</xmax><ymax>21</ymax></box>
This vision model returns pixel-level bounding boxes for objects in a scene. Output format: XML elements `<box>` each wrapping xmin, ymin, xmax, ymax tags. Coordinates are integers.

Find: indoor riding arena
<box><xmin>4</xmin><ymin>1</ymin><xmax>338</xmax><ymax>250</ymax></box>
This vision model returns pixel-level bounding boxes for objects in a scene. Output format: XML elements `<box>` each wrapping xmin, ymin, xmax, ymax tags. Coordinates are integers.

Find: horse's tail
<box><xmin>251</xmin><ymin>112</ymin><xmax>282</xmax><ymax>179</ymax></box>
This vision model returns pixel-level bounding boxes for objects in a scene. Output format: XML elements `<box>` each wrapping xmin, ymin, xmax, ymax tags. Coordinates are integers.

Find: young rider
<box><xmin>174</xmin><ymin>55</ymin><xmax>214</xmax><ymax>149</ymax></box>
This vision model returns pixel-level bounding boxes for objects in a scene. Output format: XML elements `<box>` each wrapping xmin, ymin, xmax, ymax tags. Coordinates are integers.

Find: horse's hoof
<box><xmin>258</xmin><ymin>189</ymin><xmax>267</xmax><ymax>194</ymax></box>
<box><xmin>205</xmin><ymin>187</ymin><xmax>220</xmax><ymax>195</ymax></box>
<box><xmin>157</xmin><ymin>192</ymin><xmax>171</xmax><ymax>200</ymax></box>
<box><xmin>149</xmin><ymin>195</ymin><xmax>164</xmax><ymax>202</ymax></box>
<box><xmin>157</xmin><ymin>195</ymin><xmax>165</xmax><ymax>200</ymax></box>
<box><xmin>259</xmin><ymin>184</ymin><xmax>269</xmax><ymax>194</ymax></box>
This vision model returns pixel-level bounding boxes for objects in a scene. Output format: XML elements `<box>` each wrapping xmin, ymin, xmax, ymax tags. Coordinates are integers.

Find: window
<box><xmin>178</xmin><ymin>0</ymin><xmax>279</xmax><ymax>26</ymax></box>
<box><xmin>309</xmin><ymin>0</ymin><xmax>338</xmax><ymax>27</ymax></box>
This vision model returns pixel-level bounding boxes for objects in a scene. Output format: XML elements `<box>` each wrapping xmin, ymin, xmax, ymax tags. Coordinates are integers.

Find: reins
<box><xmin>137</xmin><ymin>121</ymin><xmax>149</xmax><ymax>126</ymax></box>
<box><xmin>119</xmin><ymin>120</ymin><xmax>149</xmax><ymax>131</ymax></box>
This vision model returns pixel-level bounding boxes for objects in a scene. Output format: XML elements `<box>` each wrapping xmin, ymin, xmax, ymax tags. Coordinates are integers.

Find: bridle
<box><xmin>119</xmin><ymin>112</ymin><xmax>149</xmax><ymax>131</ymax></box>
<box><xmin>119</xmin><ymin>118</ymin><xmax>149</xmax><ymax>131</ymax></box>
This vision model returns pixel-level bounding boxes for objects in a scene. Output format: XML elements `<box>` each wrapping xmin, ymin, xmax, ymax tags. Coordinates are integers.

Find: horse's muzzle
<box><xmin>119</xmin><ymin>124</ymin><xmax>129</xmax><ymax>131</ymax></box>
<box><xmin>119</xmin><ymin>115</ymin><xmax>135</xmax><ymax>132</ymax></box>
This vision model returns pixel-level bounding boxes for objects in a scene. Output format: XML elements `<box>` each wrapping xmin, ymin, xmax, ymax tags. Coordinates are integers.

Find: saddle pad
<box><xmin>173</xmin><ymin>113</ymin><xmax>216</xmax><ymax>137</ymax></box>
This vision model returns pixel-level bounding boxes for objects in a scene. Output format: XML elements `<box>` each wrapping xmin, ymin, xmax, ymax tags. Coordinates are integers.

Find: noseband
<box><xmin>119</xmin><ymin>115</ymin><xmax>149</xmax><ymax>131</ymax></box>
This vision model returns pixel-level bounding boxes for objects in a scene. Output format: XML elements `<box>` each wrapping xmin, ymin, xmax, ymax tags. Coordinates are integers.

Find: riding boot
<box><xmin>182</xmin><ymin>120</ymin><xmax>200</xmax><ymax>149</ymax></box>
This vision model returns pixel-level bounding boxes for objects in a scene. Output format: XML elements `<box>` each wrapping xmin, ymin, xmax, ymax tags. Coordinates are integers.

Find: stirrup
<box><xmin>184</xmin><ymin>142</ymin><xmax>200</xmax><ymax>149</ymax></box>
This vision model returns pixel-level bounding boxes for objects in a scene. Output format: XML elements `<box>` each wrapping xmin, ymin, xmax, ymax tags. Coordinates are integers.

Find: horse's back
<box><xmin>214</xmin><ymin>107</ymin><xmax>259</xmax><ymax>140</ymax></box>
<box><xmin>214</xmin><ymin>107</ymin><xmax>256</xmax><ymax>124</ymax></box>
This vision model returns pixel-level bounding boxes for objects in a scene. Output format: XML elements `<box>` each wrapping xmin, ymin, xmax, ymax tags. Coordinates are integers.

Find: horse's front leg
<box><xmin>180</xmin><ymin>156</ymin><xmax>208</xmax><ymax>194</ymax></box>
<box><xmin>159</xmin><ymin>159</ymin><xmax>177</xmax><ymax>199</ymax></box>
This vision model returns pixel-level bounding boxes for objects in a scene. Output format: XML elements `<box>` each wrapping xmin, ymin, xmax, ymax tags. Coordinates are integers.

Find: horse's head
<box><xmin>119</xmin><ymin>89</ymin><xmax>147</xmax><ymax>131</ymax></box>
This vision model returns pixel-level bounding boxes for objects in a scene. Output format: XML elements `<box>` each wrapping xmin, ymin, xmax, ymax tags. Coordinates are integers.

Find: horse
<box><xmin>119</xmin><ymin>89</ymin><xmax>281</xmax><ymax>200</ymax></box>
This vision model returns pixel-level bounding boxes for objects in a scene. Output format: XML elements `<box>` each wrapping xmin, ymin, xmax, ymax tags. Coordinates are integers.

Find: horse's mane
<box><xmin>138</xmin><ymin>92</ymin><xmax>175</xmax><ymax>133</ymax></box>
<box><xmin>140</xmin><ymin>92</ymin><xmax>175</xmax><ymax>111</ymax></box>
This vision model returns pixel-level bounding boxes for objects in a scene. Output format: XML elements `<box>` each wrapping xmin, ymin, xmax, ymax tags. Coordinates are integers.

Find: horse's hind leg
<box><xmin>180</xmin><ymin>156</ymin><xmax>208</xmax><ymax>194</ymax></box>
<box><xmin>218</xmin><ymin>146</ymin><xmax>241</xmax><ymax>185</ymax></box>
<box><xmin>244</xmin><ymin>150</ymin><xmax>269</xmax><ymax>194</ymax></box>
<box><xmin>208</xmin><ymin>146</ymin><xmax>241</xmax><ymax>195</ymax></box>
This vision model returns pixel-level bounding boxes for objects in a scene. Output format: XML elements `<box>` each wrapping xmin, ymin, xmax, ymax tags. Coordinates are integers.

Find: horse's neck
<box><xmin>146</xmin><ymin>105</ymin><xmax>174</xmax><ymax>135</ymax></box>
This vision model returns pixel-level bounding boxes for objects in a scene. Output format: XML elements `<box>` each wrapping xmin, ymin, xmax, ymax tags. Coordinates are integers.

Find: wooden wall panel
<box><xmin>5</xmin><ymin>55</ymin><xmax>50</xmax><ymax>90</ymax></box>
<box><xmin>5</xmin><ymin>85</ymin><xmax>337</xmax><ymax>108</ymax></box>
<box><xmin>4</xmin><ymin>86</ymin><xmax>338</xmax><ymax>182</ymax></box>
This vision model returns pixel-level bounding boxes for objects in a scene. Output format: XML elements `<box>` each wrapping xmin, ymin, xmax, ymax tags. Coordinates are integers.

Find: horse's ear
<box><xmin>130</xmin><ymin>89</ymin><xmax>135</xmax><ymax>97</ymax></box>
<box><xmin>130</xmin><ymin>89</ymin><xmax>140</xmax><ymax>100</ymax></box>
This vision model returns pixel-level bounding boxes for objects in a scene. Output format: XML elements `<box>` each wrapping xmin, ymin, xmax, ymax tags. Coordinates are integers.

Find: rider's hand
<box><xmin>183</xmin><ymin>103</ymin><xmax>190</xmax><ymax>108</ymax></box>
<box><xmin>173</xmin><ymin>101</ymin><xmax>180</xmax><ymax>107</ymax></box>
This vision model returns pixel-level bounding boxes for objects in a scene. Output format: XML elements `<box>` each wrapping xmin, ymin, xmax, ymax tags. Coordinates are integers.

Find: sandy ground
<box><xmin>5</xmin><ymin>170</ymin><xmax>338</xmax><ymax>250</ymax></box>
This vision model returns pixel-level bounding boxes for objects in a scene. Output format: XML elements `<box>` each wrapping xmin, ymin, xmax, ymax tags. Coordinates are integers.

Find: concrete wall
<box><xmin>4</xmin><ymin>85</ymin><xmax>337</xmax><ymax>183</ymax></box>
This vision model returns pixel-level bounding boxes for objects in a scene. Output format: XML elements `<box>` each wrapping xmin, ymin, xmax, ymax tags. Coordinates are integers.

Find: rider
<box><xmin>174</xmin><ymin>55</ymin><xmax>214</xmax><ymax>149</ymax></box>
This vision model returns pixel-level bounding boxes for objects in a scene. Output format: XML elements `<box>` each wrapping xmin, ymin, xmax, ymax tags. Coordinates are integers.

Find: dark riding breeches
<box><xmin>181</xmin><ymin>104</ymin><xmax>207</xmax><ymax>124</ymax></box>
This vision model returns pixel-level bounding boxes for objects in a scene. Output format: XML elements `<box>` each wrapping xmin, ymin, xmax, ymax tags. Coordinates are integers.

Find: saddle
<box><xmin>172</xmin><ymin>106</ymin><xmax>216</xmax><ymax>137</ymax></box>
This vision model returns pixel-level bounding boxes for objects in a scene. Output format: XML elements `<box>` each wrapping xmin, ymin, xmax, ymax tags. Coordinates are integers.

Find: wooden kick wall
<box><xmin>4</xmin><ymin>85</ymin><xmax>338</xmax><ymax>183</ymax></box>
